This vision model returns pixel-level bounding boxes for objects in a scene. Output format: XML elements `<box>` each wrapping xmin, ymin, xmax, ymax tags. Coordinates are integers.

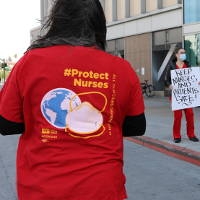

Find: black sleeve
<box><xmin>0</xmin><ymin>115</ymin><xmax>24</xmax><ymax>135</ymax></box>
<box><xmin>122</xmin><ymin>113</ymin><xmax>146</xmax><ymax>137</ymax></box>
<box><xmin>164</xmin><ymin>66</ymin><xmax>172</xmax><ymax>87</ymax></box>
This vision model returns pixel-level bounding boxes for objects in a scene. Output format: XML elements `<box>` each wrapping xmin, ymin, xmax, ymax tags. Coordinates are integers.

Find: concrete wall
<box><xmin>105</xmin><ymin>1</ymin><xmax>113</xmax><ymax>22</ymax></box>
<box><xmin>146</xmin><ymin>0</ymin><xmax>158</xmax><ymax>12</ymax></box>
<box><xmin>163</xmin><ymin>0</ymin><xmax>177</xmax><ymax>8</ymax></box>
<box><xmin>117</xmin><ymin>0</ymin><xmax>126</xmax><ymax>20</ymax></box>
<box><xmin>183</xmin><ymin>23</ymin><xmax>200</xmax><ymax>35</ymax></box>
<box><xmin>130</xmin><ymin>0</ymin><xmax>141</xmax><ymax>16</ymax></box>
<box><xmin>106</xmin><ymin>6</ymin><xmax>182</xmax><ymax>40</ymax></box>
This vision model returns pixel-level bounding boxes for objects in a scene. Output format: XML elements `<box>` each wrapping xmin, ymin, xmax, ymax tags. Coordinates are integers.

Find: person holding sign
<box><xmin>164</xmin><ymin>47</ymin><xmax>199</xmax><ymax>143</ymax></box>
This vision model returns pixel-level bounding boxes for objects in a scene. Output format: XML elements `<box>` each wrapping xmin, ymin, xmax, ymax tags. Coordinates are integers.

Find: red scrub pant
<box><xmin>173</xmin><ymin>108</ymin><xmax>195</xmax><ymax>139</ymax></box>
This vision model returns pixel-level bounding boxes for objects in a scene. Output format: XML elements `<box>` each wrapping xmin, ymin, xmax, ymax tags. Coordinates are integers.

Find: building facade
<box><xmin>30</xmin><ymin>0</ymin><xmax>53</xmax><ymax>43</ymax></box>
<box><xmin>183</xmin><ymin>0</ymin><xmax>200</xmax><ymax>67</ymax></box>
<box><xmin>40</xmin><ymin>0</ymin><xmax>53</xmax><ymax>24</ymax></box>
<box><xmin>100</xmin><ymin>0</ymin><xmax>183</xmax><ymax>95</ymax></box>
<box><xmin>36</xmin><ymin>0</ymin><xmax>189</xmax><ymax>95</ymax></box>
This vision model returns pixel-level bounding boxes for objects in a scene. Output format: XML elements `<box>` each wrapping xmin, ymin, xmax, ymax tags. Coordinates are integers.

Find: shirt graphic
<box><xmin>41</xmin><ymin>89</ymin><xmax>108</xmax><ymax>139</ymax></box>
<box><xmin>41</xmin><ymin>88</ymin><xmax>81</xmax><ymax>129</ymax></box>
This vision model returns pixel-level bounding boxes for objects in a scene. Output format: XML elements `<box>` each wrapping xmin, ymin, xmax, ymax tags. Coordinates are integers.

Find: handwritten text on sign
<box><xmin>171</xmin><ymin>67</ymin><xmax>200</xmax><ymax>111</ymax></box>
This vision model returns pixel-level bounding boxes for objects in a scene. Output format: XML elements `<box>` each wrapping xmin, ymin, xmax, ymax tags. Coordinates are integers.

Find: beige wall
<box><xmin>125</xmin><ymin>33</ymin><xmax>152</xmax><ymax>82</ymax></box>
<box><xmin>117</xmin><ymin>0</ymin><xmax>125</xmax><ymax>20</ymax></box>
<box><xmin>163</xmin><ymin>0</ymin><xmax>177</xmax><ymax>8</ymax></box>
<box><xmin>105</xmin><ymin>1</ymin><xmax>113</xmax><ymax>22</ymax></box>
<box><xmin>146</xmin><ymin>0</ymin><xmax>157</xmax><ymax>12</ymax></box>
<box><xmin>130</xmin><ymin>0</ymin><xmax>141</xmax><ymax>16</ymax></box>
<box><xmin>104</xmin><ymin>0</ymin><xmax>180</xmax><ymax>23</ymax></box>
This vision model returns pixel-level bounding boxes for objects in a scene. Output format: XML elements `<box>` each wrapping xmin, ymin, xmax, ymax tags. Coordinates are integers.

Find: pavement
<box><xmin>126</xmin><ymin>96</ymin><xmax>200</xmax><ymax>166</ymax></box>
<box><xmin>0</xmin><ymin>95</ymin><xmax>199</xmax><ymax>199</ymax></box>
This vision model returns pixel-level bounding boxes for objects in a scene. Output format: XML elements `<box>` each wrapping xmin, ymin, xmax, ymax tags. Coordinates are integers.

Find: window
<box><xmin>141</xmin><ymin>0</ymin><xmax>146</xmax><ymax>14</ymax></box>
<box><xmin>125</xmin><ymin>0</ymin><xmax>130</xmax><ymax>17</ymax></box>
<box><xmin>106</xmin><ymin>39</ymin><xmax>124</xmax><ymax>57</ymax></box>
<box><xmin>185</xmin><ymin>34</ymin><xmax>200</xmax><ymax>66</ymax></box>
<box><xmin>153</xmin><ymin>28</ymin><xmax>182</xmax><ymax>46</ymax></box>
<box><xmin>184</xmin><ymin>0</ymin><xmax>200</xmax><ymax>24</ymax></box>
<box><xmin>157</xmin><ymin>0</ymin><xmax>163</xmax><ymax>9</ymax></box>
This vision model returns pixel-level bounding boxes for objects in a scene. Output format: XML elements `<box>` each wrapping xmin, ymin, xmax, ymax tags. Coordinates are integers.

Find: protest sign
<box><xmin>171</xmin><ymin>67</ymin><xmax>200</xmax><ymax>111</ymax></box>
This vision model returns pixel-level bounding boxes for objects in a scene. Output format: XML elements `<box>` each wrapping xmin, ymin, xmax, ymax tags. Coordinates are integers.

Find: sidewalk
<box><xmin>126</xmin><ymin>96</ymin><xmax>200</xmax><ymax>166</ymax></box>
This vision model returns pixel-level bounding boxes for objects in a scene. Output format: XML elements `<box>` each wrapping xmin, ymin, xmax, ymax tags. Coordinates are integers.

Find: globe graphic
<box><xmin>41</xmin><ymin>88</ymin><xmax>81</xmax><ymax>128</ymax></box>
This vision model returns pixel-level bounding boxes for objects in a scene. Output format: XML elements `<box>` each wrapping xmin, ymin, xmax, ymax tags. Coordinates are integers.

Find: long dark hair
<box><xmin>172</xmin><ymin>46</ymin><xmax>183</xmax><ymax>63</ymax></box>
<box><xmin>29</xmin><ymin>0</ymin><xmax>107</xmax><ymax>51</ymax></box>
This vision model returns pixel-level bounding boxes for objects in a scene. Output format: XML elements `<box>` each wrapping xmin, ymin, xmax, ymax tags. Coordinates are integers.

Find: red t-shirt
<box><xmin>176</xmin><ymin>62</ymin><xmax>187</xmax><ymax>69</ymax></box>
<box><xmin>0</xmin><ymin>45</ymin><xmax>144</xmax><ymax>200</ymax></box>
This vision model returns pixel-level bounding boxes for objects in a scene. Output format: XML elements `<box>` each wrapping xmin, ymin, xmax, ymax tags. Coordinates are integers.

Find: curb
<box><xmin>125</xmin><ymin>136</ymin><xmax>200</xmax><ymax>167</ymax></box>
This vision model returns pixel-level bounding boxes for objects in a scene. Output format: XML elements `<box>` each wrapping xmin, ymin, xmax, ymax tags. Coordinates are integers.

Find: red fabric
<box><xmin>175</xmin><ymin>63</ymin><xmax>187</xmax><ymax>69</ymax></box>
<box><xmin>173</xmin><ymin>108</ymin><xmax>195</xmax><ymax>139</ymax></box>
<box><xmin>0</xmin><ymin>45</ymin><xmax>144</xmax><ymax>200</ymax></box>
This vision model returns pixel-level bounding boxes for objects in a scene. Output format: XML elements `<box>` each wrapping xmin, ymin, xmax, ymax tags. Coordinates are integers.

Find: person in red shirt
<box><xmin>0</xmin><ymin>0</ymin><xmax>146</xmax><ymax>199</ymax></box>
<box><xmin>165</xmin><ymin>47</ymin><xmax>199</xmax><ymax>143</ymax></box>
